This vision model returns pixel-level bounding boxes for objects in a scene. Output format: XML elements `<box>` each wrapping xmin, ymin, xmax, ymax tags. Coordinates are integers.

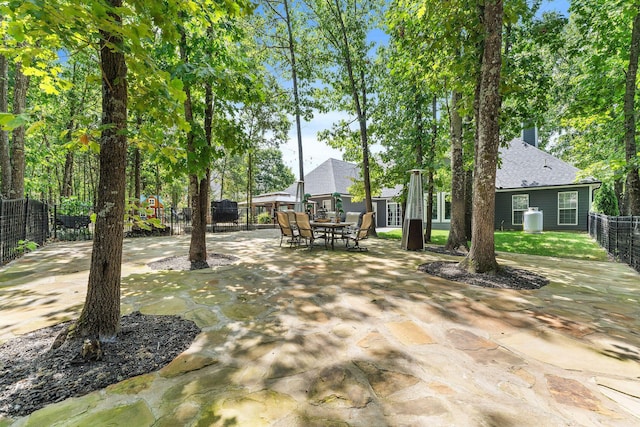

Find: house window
<box><xmin>512</xmin><ymin>194</ymin><xmax>529</xmax><ymax>225</ymax></box>
<box><xmin>558</xmin><ymin>191</ymin><xmax>578</xmax><ymax>225</ymax></box>
<box><xmin>387</xmin><ymin>202</ymin><xmax>402</xmax><ymax>227</ymax></box>
<box><xmin>428</xmin><ymin>192</ymin><xmax>451</xmax><ymax>223</ymax></box>
<box><xmin>431</xmin><ymin>194</ymin><xmax>438</xmax><ymax>220</ymax></box>
<box><xmin>321</xmin><ymin>199</ymin><xmax>332</xmax><ymax>211</ymax></box>
<box><xmin>443</xmin><ymin>193</ymin><xmax>451</xmax><ymax>221</ymax></box>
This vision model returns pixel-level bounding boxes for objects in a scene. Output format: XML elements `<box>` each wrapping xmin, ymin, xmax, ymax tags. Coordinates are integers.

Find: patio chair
<box><xmin>340</xmin><ymin>211</ymin><xmax>364</xmax><ymax>244</ymax></box>
<box><xmin>284</xmin><ymin>209</ymin><xmax>297</xmax><ymax>228</ymax></box>
<box><xmin>345</xmin><ymin>212</ymin><xmax>374</xmax><ymax>252</ymax></box>
<box><xmin>295</xmin><ymin>212</ymin><xmax>326</xmax><ymax>250</ymax></box>
<box><xmin>345</xmin><ymin>211</ymin><xmax>362</xmax><ymax>226</ymax></box>
<box><xmin>276</xmin><ymin>211</ymin><xmax>299</xmax><ymax>248</ymax></box>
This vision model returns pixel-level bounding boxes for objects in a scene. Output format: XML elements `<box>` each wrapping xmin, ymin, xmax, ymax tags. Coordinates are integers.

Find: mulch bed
<box><xmin>0</xmin><ymin>312</ymin><xmax>200</xmax><ymax>418</ymax></box>
<box><xmin>148</xmin><ymin>253</ymin><xmax>239</xmax><ymax>271</ymax></box>
<box><xmin>419</xmin><ymin>261</ymin><xmax>549</xmax><ymax>290</ymax></box>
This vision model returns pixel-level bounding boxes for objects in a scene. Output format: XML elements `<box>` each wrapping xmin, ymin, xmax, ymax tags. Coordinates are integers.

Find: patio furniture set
<box><xmin>276</xmin><ymin>210</ymin><xmax>374</xmax><ymax>251</ymax></box>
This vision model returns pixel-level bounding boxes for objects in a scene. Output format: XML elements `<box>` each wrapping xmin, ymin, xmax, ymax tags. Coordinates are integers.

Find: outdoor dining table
<box><xmin>310</xmin><ymin>221</ymin><xmax>354</xmax><ymax>250</ymax></box>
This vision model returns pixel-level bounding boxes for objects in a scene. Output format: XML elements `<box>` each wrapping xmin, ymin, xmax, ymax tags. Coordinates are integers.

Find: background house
<box><xmin>493</xmin><ymin>138</ymin><xmax>600</xmax><ymax>231</ymax></box>
<box><xmin>280</xmin><ymin>158</ymin><xmax>402</xmax><ymax>229</ymax></box>
<box><xmin>260</xmin><ymin>134</ymin><xmax>599</xmax><ymax>231</ymax></box>
<box><xmin>430</xmin><ymin>134</ymin><xmax>601</xmax><ymax>231</ymax></box>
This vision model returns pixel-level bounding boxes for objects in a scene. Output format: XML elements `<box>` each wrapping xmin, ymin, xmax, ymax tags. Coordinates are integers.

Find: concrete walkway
<box><xmin>1</xmin><ymin>229</ymin><xmax>639</xmax><ymax>426</ymax></box>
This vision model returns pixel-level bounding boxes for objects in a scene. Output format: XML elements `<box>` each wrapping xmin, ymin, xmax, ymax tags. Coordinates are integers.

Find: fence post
<box><xmin>53</xmin><ymin>204</ymin><xmax>57</xmax><ymax>240</ymax></box>
<box><xmin>22</xmin><ymin>197</ymin><xmax>28</xmax><ymax>243</ymax></box>
<box><xmin>0</xmin><ymin>199</ymin><xmax>3</xmax><ymax>263</ymax></box>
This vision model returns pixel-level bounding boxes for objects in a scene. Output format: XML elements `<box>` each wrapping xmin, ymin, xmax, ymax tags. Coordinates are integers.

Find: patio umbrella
<box><xmin>401</xmin><ymin>170</ymin><xmax>424</xmax><ymax>250</ymax></box>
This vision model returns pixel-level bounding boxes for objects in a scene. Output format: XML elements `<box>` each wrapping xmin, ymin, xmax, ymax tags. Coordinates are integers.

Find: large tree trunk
<box><xmin>413</xmin><ymin>92</ymin><xmax>430</xmax><ymax>241</ymax></box>
<box><xmin>357</xmin><ymin>70</ymin><xmax>376</xmax><ymax>236</ymax></box>
<box><xmin>185</xmin><ymin>113</ymin><xmax>208</xmax><ymax>268</ymax></box>
<box><xmin>284</xmin><ymin>0</ymin><xmax>305</xmax><ymax>183</ymax></box>
<box><xmin>10</xmin><ymin>60</ymin><xmax>30</xmax><ymax>199</ymax></box>
<box><xmin>460</xmin><ymin>0</ymin><xmax>503</xmax><ymax>274</ymax></box>
<box><xmin>424</xmin><ymin>95</ymin><xmax>437</xmax><ymax>243</ymax></box>
<box><xmin>134</xmin><ymin>147</ymin><xmax>141</xmax><ymax>201</ymax></box>
<box><xmin>464</xmin><ymin>168</ymin><xmax>473</xmax><ymax>240</ymax></box>
<box><xmin>62</xmin><ymin>62</ymin><xmax>82</xmax><ymax>199</ymax></box>
<box><xmin>333</xmin><ymin>2</ymin><xmax>376</xmax><ymax>235</ymax></box>
<box><xmin>179</xmin><ymin>26</ymin><xmax>209</xmax><ymax>269</ymax></box>
<box><xmin>61</xmin><ymin>152</ymin><xmax>74</xmax><ymax>197</ymax></box>
<box><xmin>189</xmin><ymin>173</ymin><xmax>209</xmax><ymax>268</ymax></box>
<box><xmin>614</xmin><ymin>178</ymin><xmax>625</xmax><ymax>214</ymax></box>
<box><xmin>75</xmin><ymin>0</ymin><xmax>127</xmax><ymax>340</ymax></box>
<box><xmin>446</xmin><ymin>90</ymin><xmax>468</xmax><ymax>251</ymax></box>
<box><xmin>623</xmin><ymin>10</ymin><xmax>640</xmax><ymax>215</ymax></box>
<box><xmin>0</xmin><ymin>52</ymin><xmax>10</xmax><ymax>198</ymax></box>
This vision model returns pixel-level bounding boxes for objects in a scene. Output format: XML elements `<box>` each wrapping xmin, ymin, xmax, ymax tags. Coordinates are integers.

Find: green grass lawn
<box><xmin>378</xmin><ymin>229</ymin><xmax>608</xmax><ymax>261</ymax></box>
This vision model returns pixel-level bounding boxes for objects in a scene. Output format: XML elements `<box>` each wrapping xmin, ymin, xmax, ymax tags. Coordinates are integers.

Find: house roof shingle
<box><xmin>277</xmin><ymin>139</ymin><xmax>593</xmax><ymax>200</ymax></box>
<box><xmin>496</xmin><ymin>139</ymin><xmax>597</xmax><ymax>189</ymax></box>
<box><xmin>284</xmin><ymin>158</ymin><xmax>359</xmax><ymax>196</ymax></box>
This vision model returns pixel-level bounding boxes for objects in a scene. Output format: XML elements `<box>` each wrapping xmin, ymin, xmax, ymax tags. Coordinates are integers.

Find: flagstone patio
<box><xmin>1</xmin><ymin>229</ymin><xmax>639</xmax><ymax>426</ymax></box>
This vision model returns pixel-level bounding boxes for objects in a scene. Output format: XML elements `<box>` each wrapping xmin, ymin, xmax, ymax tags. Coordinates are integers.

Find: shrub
<box><xmin>257</xmin><ymin>212</ymin><xmax>272</xmax><ymax>224</ymax></box>
<box><xmin>593</xmin><ymin>182</ymin><xmax>619</xmax><ymax>216</ymax></box>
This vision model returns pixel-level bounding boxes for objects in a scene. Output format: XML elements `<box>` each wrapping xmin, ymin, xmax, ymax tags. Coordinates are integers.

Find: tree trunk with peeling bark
<box><xmin>460</xmin><ymin>0</ymin><xmax>503</xmax><ymax>274</ymax></box>
<box><xmin>179</xmin><ymin>26</ymin><xmax>210</xmax><ymax>269</ymax></box>
<box><xmin>75</xmin><ymin>0</ymin><xmax>127</xmax><ymax>340</ymax></box>
<box><xmin>624</xmin><ymin>10</ymin><xmax>640</xmax><ymax>215</ymax></box>
<box><xmin>446</xmin><ymin>90</ymin><xmax>468</xmax><ymax>251</ymax></box>
<box><xmin>0</xmin><ymin>52</ymin><xmax>10</xmax><ymax>198</ymax></box>
<box><xmin>10</xmin><ymin>60</ymin><xmax>30</xmax><ymax>199</ymax></box>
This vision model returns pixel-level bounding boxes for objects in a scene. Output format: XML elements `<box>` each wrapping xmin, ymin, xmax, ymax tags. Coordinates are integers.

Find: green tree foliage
<box><xmin>593</xmin><ymin>182</ymin><xmax>620</xmax><ymax>216</ymax></box>
<box><xmin>254</xmin><ymin>147</ymin><xmax>295</xmax><ymax>194</ymax></box>
<box><xmin>553</xmin><ymin>0</ymin><xmax>640</xmax><ymax>214</ymax></box>
<box><xmin>258</xmin><ymin>0</ymin><xmax>319</xmax><ymax>182</ymax></box>
<box><xmin>306</xmin><ymin>0</ymin><xmax>382</xmax><ymax>228</ymax></box>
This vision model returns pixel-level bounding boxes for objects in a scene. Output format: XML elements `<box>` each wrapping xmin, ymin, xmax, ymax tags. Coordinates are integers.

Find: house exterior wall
<box><xmin>495</xmin><ymin>186</ymin><xmax>592</xmax><ymax>231</ymax></box>
<box><xmin>374</xmin><ymin>199</ymin><xmax>386</xmax><ymax>228</ymax></box>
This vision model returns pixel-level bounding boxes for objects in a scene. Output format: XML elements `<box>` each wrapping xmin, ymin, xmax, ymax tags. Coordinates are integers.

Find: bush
<box><xmin>257</xmin><ymin>212</ymin><xmax>272</xmax><ymax>224</ymax></box>
<box><xmin>58</xmin><ymin>197</ymin><xmax>91</xmax><ymax>216</ymax></box>
<box><xmin>593</xmin><ymin>182</ymin><xmax>619</xmax><ymax>216</ymax></box>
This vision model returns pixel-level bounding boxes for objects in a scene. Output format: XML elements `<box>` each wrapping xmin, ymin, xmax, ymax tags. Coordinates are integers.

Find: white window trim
<box><xmin>427</xmin><ymin>192</ymin><xmax>452</xmax><ymax>223</ymax></box>
<box><xmin>372</xmin><ymin>203</ymin><xmax>378</xmax><ymax>226</ymax></box>
<box><xmin>512</xmin><ymin>194</ymin><xmax>529</xmax><ymax>225</ymax></box>
<box><xmin>558</xmin><ymin>191</ymin><xmax>578</xmax><ymax>226</ymax></box>
<box><xmin>387</xmin><ymin>202</ymin><xmax>402</xmax><ymax>227</ymax></box>
<box><xmin>441</xmin><ymin>192</ymin><xmax>451</xmax><ymax>223</ymax></box>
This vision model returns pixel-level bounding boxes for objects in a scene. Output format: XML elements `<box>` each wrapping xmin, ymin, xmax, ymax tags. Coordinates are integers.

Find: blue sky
<box><xmin>281</xmin><ymin>0</ymin><xmax>572</xmax><ymax>179</ymax></box>
<box><xmin>539</xmin><ymin>0</ymin><xmax>569</xmax><ymax>16</ymax></box>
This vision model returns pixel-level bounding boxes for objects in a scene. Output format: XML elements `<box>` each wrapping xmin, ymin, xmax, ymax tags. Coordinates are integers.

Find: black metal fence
<box><xmin>1</xmin><ymin>199</ymin><xmax>274</xmax><ymax>266</ymax></box>
<box><xmin>0</xmin><ymin>198</ymin><xmax>49</xmax><ymax>266</ymax></box>
<box><xmin>588</xmin><ymin>213</ymin><xmax>640</xmax><ymax>273</ymax></box>
<box><xmin>124</xmin><ymin>208</ymin><xmax>190</xmax><ymax>237</ymax></box>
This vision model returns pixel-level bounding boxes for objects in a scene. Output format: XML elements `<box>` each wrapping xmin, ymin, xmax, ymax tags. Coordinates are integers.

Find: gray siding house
<box><xmin>262</xmin><ymin>136</ymin><xmax>598</xmax><ymax>231</ymax></box>
<box><xmin>431</xmin><ymin>137</ymin><xmax>600</xmax><ymax>231</ymax></box>
<box><xmin>493</xmin><ymin>139</ymin><xmax>600</xmax><ymax>231</ymax></box>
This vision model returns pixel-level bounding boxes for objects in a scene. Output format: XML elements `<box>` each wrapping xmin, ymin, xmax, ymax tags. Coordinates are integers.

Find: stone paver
<box><xmin>1</xmin><ymin>229</ymin><xmax>640</xmax><ymax>426</ymax></box>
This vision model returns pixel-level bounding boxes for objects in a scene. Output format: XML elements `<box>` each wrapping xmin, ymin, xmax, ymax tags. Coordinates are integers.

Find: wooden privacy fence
<box><xmin>588</xmin><ymin>213</ymin><xmax>640</xmax><ymax>273</ymax></box>
<box><xmin>0</xmin><ymin>198</ymin><xmax>50</xmax><ymax>266</ymax></box>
